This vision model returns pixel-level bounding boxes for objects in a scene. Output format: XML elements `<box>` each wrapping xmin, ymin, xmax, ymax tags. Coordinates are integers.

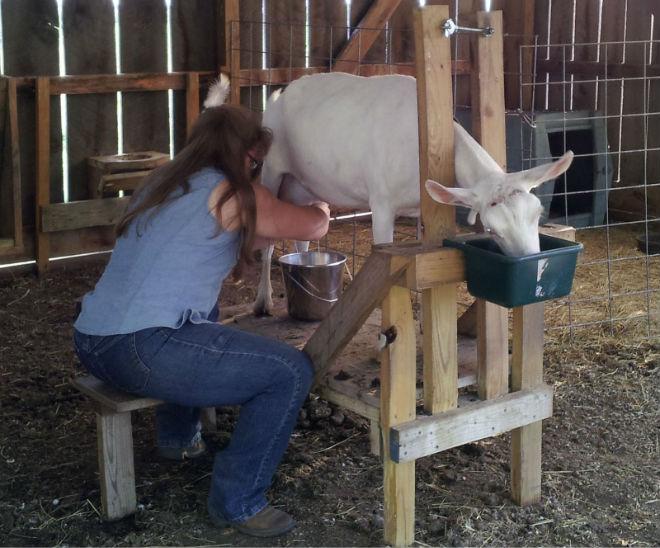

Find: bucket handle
<box><xmin>284</xmin><ymin>271</ymin><xmax>340</xmax><ymax>304</ymax></box>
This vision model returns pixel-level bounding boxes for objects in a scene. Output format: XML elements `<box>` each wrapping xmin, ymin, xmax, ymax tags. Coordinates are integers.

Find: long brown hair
<box><xmin>116</xmin><ymin>105</ymin><xmax>272</xmax><ymax>268</ymax></box>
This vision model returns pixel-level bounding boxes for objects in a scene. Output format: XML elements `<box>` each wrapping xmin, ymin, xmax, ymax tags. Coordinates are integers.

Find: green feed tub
<box><xmin>444</xmin><ymin>234</ymin><xmax>583</xmax><ymax>308</ymax></box>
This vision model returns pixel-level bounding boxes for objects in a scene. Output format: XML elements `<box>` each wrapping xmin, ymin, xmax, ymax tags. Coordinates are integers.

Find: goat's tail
<box><xmin>203</xmin><ymin>74</ymin><xmax>231</xmax><ymax>108</ymax></box>
<box><xmin>268</xmin><ymin>88</ymin><xmax>283</xmax><ymax>104</ymax></box>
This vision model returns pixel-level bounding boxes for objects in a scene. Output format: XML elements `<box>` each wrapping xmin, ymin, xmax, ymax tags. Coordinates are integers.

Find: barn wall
<box><xmin>534</xmin><ymin>0</ymin><xmax>660</xmax><ymax>218</ymax></box>
<box><xmin>0</xmin><ymin>0</ymin><xmax>219</xmax><ymax>265</ymax></box>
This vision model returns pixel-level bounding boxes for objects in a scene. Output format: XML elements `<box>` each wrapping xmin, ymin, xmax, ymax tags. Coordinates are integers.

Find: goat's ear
<box><xmin>509</xmin><ymin>151</ymin><xmax>575</xmax><ymax>191</ymax></box>
<box><xmin>425</xmin><ymin>180</ymin><xmax>478</xmax><ymax>209</ymax></box>
<box><xmin>453</xmin><ymin>122</ymin><xmax>505</xmax><ymax>188</ymax></box>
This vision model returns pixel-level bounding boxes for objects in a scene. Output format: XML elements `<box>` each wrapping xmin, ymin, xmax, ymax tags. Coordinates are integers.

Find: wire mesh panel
<box><xmin>518</xmin><ymin>0</ymin><xmax>660</xmax><ymax>339</ymax></box>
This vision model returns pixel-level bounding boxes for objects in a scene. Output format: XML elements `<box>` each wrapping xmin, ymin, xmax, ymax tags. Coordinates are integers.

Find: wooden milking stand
<box><xmin>305</xmin><ymin>6</ymin><xmax>552</xmax><ymax>546</ymax></box>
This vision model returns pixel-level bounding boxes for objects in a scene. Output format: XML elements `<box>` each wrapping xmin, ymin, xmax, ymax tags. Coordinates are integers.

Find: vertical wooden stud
<box><xmin>226</xmin><ymin>0</ymin><xmax>241</xmax><ymax>106</ymax></box>
<box><xmin>414</xmin><ymin>5</ymin><xmax>458</xmax><ymax>413</ymax></box>
<box><xmin>97</xmin><ymin>409</ymin><xmax>137</xmax><ymax>521</ymax></box>
<box><xmin>8</xmin><ymin>78</ymin><xmax>23</xmax><ymax>250</ymax></box>
<box><xmin>381</xmin><ymin>285</ymin><xmax>416</xmax><ymax>546</ymax></box>
<box><xmin>510</xmin><ymin>303</ymin><xmax>545</xmax><ymax>505</ymax></box>
<box><xmin>35</xmin><ymin>77</ymin><xmax>51</xmax><ymax>275</ymax></box>
<box><xmin>471</xmin><ymin>11</ymin><xmax>509</xmax><ymax>401</ymax></box>
<box><xmin>185</xmin><ymin>72</ymin><xmax>200</xmax><ymax>138</ymax></box>
<box><xmin>369</xmin><ymin>419</ymin><xmax>381</xmax><ymax>457</ymax></box>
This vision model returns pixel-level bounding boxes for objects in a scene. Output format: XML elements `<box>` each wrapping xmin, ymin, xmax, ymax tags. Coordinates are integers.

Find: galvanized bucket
<box><xmin>278</xmin><ymin>251</ymin><xmax>347</xmax><ymax>321</ymax></box>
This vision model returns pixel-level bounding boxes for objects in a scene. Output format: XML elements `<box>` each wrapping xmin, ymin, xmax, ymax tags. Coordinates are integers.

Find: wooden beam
<box><xmin>100</xmin><ymin>171</ymin><xmax>151</xmax><ymax>195</ymax></box>
<box><xmin>502</xmin><ymin>0</ymin><xmax>535</xmax><ymax>110</ymax></box>
<box><xmin>224</xmin><ymin>0</ymin><xmax>239</xmax><ymax>72</ymax></box>
<box><xmin>35</xmin><ymin>78</ymin><xmax>50</xmax><ymax>275</ymax></box>
<box><xmin>471</xmin><ymin>11</ymin><xmax>509</xmax><ymax>401</ymax></box>
<box><xmin>380</xmin><ymin>285</ymin><xmax>416</xmax><ymax>546</ymax></box>
<box><xmin>41</xmin><ymin>197</ymin><xmax>130</xmax><ymax>233</ymax></box>
<box><xmin>186</xmin><ymin>72</ymin><xmax>200</xmax><ymax>137</ymax></box>
<box><xmin>414</xmin><ymin>5</ymin><xmax>457</xmax><ymax>414</ymax></box>
<box><xmin>9</xmin><ymin>79</ymin><xmax>22</xmax><ymax>250</ymax></box>
<box><xmin>376</xmin><ymin>241</ymin><xmax>466</xmax><ymax>288</ymax></box>
<box><xmin>228</xmin><ymin>19</ymin><xmax>241</xmax><ymax>105</ymax></box>
<box><xmin>511</xmin><ymin>303</ymin><xmax>545</xmax><ymax>506</ymax></box>
<box><xmin>333</xmin><ymin>0</ymin><xmax>404</xmax><ymax>74</ymax></box>
<box><xmin>390</xmin><ymin>385</ymin><xmax>553</xmax><ymax>463</ymax></box>
<box><xmin>14</xmin><ymin>71</ymin><xmax>217</xmax><ymax>95</ymax></box>
<box><xmin>304</xmin><ymin>251</ymin><xmax>410</xmax><ymax>384</ymax></box>
<box><xmin>235</xmin><ymin>61</ymin><xmax>471</xmax><ymax>87</ymax></box>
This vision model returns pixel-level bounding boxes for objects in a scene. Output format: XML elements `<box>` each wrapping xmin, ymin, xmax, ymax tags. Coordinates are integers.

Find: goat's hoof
<box><xmin>253</xmin><ymin>299</ymin><xmax>274</xmax><ymax>317</ymax></box>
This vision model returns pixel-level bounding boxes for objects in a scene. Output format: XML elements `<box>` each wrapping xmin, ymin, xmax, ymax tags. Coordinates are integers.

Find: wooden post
<box><xmin>185</xmin><ymin>72</ymin><xmax>200</xmax><ymax>137</ymax></box>
<box><xmin>471</xmin><ymin>11</ymin><xmax>509</xmax><ymax>400</ymax></box>
<box><xmin>35</xmin><ymin>77</ymin><xmax>51</xmax><ymax>275</ymax></box>
<box><xmin>510</xmin><ymin>303</ymin><xmax>545</xmax><ymax>505</ymax></box>
<box><xmin>414</xmin><ymin>5</ymin><xmax>457</xmax><ymax>414</ymax></box>
<box><xmin>97</xmin><ymin>409</ymin><xmax>137</xmax><ymax>520</ymax></box>
<box><xmin>227</xmin><ymin>0</ymin><xmax>241</xmax><ymax>107</ymax></box>
<box><xmin>381</xmin><ymin>285</ymin><xmax>416</xmax><ymax>546</ymax></box>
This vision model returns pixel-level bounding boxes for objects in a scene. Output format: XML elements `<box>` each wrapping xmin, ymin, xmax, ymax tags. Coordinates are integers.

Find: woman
<box><xmin>73</xmin><ymin>103</ymin><xmax>330</xmax><ymax>538</ymax></box>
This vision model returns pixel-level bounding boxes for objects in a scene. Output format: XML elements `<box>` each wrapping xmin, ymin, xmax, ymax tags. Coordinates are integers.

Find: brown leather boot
<box><xmin>209</xmin><ymin>505</ymin><xmax>296</xmax><ymax>538</ymax></box>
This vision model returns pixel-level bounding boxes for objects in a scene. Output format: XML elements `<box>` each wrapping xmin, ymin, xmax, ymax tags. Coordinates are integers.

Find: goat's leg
<box><xmin>370</xmin><ymin>206</ymin><xmax>396</xmax><ymax>245</ymax></box>
<box><xmin>253</xmin><ymin>243</ymin><xmax>275</xmax><ymax>316</ymax></box>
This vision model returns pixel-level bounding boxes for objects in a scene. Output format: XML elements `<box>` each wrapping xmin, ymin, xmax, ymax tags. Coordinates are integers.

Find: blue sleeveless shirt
<box><xmin>74</xmin><ymin>167</ymin><xmax>240</xmax><ymax>335</ymax></box>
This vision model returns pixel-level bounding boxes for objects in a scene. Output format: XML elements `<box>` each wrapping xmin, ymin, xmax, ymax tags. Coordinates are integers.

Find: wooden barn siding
<box><xmin>63</xmin><ymin>0</ymin><xmax>117</xmax><ymax>203</ymax></box>
<box><xmin>1</xmin><ymin>0</ymin><xmax>62</xmax><ymax>228</ymax></box>
<box><xmin>119</xmin><ymin>0</ymin><xmax>169</xmax><ymax>156</ymax></box>
<box><xmin>534</xmin><ymin>0</ymin><xmax>660</xmax><ymax>217</ymax></box>
<box><xmin>0</xmin><ymin>0</ymin><xmax>219</xmax><ymax>266</ymax></box>
<box><xmin>171</xmin><ymin>0</ymin><xmax>218</xmax><ymax>152</ymax></box>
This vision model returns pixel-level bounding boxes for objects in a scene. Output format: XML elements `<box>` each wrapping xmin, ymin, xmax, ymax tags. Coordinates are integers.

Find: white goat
<box><xmin>204</xmin><ymin>73</ymin><xmax>574</xmax><ymax>315</ymax></box>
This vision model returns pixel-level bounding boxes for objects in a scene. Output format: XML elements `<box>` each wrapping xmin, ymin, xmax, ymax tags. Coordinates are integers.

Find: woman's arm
<box><xmin>253</xmin><ymin>184</ymin><xmax>330</xmax><ymax>241</ymax></box>
<box><xmin>211</xmin><ymin>181</ymin><xmax>330</xmax><ymax>242</ymax></box>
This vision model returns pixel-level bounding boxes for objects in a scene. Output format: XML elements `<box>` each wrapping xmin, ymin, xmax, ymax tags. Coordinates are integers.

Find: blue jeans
<box><xmin>73</xmin><ymin>318</ymin><xmax>314</xmax><ymax>523</ymax></box>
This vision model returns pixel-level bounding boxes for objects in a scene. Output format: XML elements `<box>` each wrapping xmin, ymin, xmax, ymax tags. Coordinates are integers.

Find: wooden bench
<box><xmin>72</xmin><ymin>375</ymin><xmax>215</xmax><ymax>521</ymax></box>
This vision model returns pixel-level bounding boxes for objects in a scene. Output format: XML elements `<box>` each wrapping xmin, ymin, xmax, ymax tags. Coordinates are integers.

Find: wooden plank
<box><xmin>100</xmin><ymin>171</ymin><xmax>152</xmax><ymax>195</ymax></box>
<box><xmin>171</xmin><ymin>1</ymin><xmax>217</xmax><ymax>152</ymax></box>
<box><xmin>390</xmin><ymin>385</ymin><xmax>554</xmax><ymax>463</ymax></box>
<box><xmin>64</xmin><ymin>0</ymin><xmax>117</xmax><ymax>202</ymax></box>
<box><xmin>317</xmin><ymin>385</ymin><xmax>380</xmax><ymax>422</ymax></box>
<box><xmin>73</xmin><ymin>375</ymin><xmax>162</xmax><ymax>414</ymax></box>
<box><xmin>97</xmin><ymin>410</ymin><xmax>137</xmax><ymax>521</ymax></box>
<box><xmin>333</xmin><ymin>0</ymin><xmax>404</xmax><ymax>73</ymax></box>
<box><xmin>502</xmin><ymin>0</ymin><xmax>535</xmax><ymax>110</ymax></box>
<box><xmin>310</xmin><ymin>0</ymin><xmax>349</xmax><ymax>68</ymax></box>
<box><xmin>41</xmin><ymin>197</ymin><xmax>130</xmax><ymax>233</ymax></box>
<box><xmin>8</xmin><ymin>80</ymin><xmax>23</xmax><ymax>249</ymax></box>
<box><xmin>14</xmin><ymin>73</ymin><xmax>216</xmax><ymax>95</ymax></box>
<box><xmin>120</xmin><ymin>0</ymin><xmax>169</xmax><ymax>155</ymax></box>
<box><xmin>229</xmin><ymin>19</ymin><xmax>241</xmax><ymax>106</ymax></box>
<box><xmin>0</xmin><ymin>78</ymin><xmax>23</xmax><ymax>250</ymax></box>
<box><xmin>380</xmin><ymin>285</ymin><xmax>416</xmax><ymax>547</ymax></box>
<box><xmin>414</xmin><ymin>5</ymin><xmax>457</xmax><ymax>414</ymax></box>
<box><xmin>35</xmin><ymin>78</ymin><xmax>51</xmax><ymax>275</ymax></box>
<box><xmin>222</xmin><ymin>0</ymin><xmax>240</xmax><ymax>71</ymax></box>
<box><xmin>471</xmin><ymin>11</ymin><xmax>509</xmax><ymax>401</ymax></box>
<box><xmin>304</xmin><ymin>252</ymin><xmax>410</xmax><ymax>383</ymax></box>
<box><xmin>186</xmin><ymin>72</ymin><xmax>200</xmax><ymax>138</ymax></box>
<box><xmin>511</xmin><ymin>303</ymin><xmax>545</xmax><ymax>506</ymax></box>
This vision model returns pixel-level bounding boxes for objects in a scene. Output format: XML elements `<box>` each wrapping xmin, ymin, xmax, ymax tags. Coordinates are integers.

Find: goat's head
<box><xmin>425</xmin><ymin>123</ymin><xmax>574</xmax><ymax>256</ymax></box>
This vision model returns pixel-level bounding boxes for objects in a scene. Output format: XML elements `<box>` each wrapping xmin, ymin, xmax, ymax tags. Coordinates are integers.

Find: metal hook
<box><xmin>442</xmin><ymin>18</ymin><xmax>495</xmax><ymax>38</ymax></box>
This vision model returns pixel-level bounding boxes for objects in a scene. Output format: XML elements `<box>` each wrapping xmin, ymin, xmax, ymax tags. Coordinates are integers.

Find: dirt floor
<box><xmin>0</xmin><ymin>223</ymin><xmax>658</xmax><ymax>546</ymax></box>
